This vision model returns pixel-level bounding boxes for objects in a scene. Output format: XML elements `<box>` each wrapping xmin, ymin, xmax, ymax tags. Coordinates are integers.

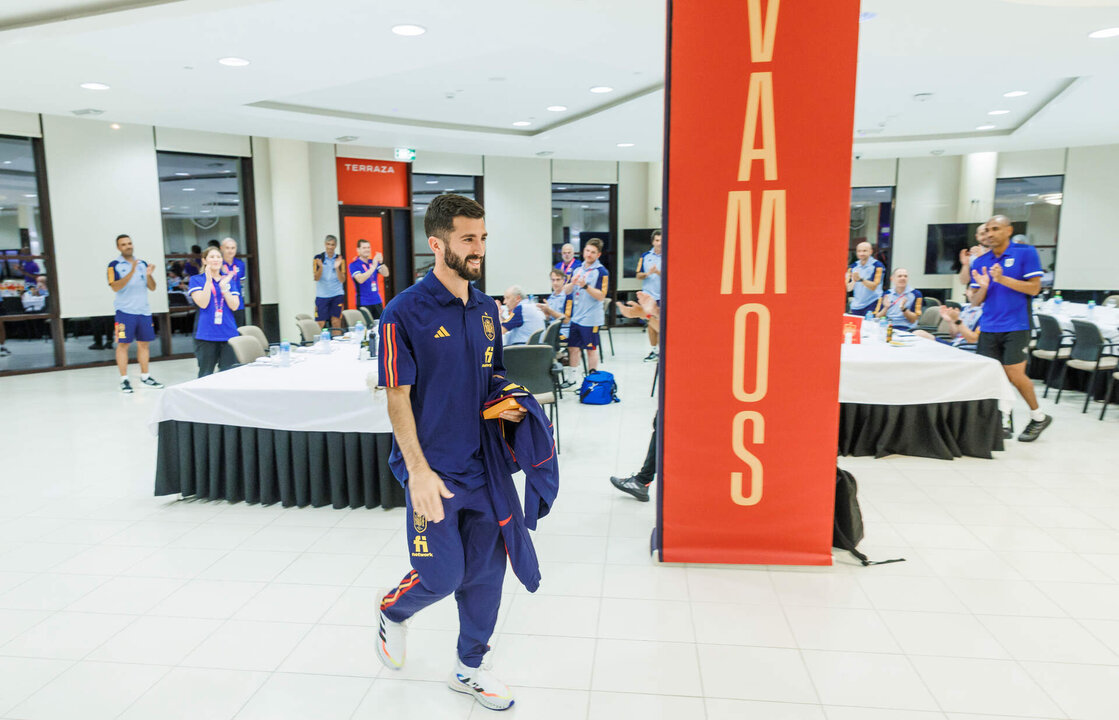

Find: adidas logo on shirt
<box><xmin>434</xmin><ymin>326</ymin><xmax>451</xmax><ymax>338</ymax></box>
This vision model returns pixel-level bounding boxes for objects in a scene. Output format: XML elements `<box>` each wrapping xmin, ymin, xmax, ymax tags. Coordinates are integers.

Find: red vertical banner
<box><xmin>659</xmin><ymin>0</ymin><xmax>859</xmax><ymax>564</ymax></box>
<box><xmin>342</xmin><ymin>216</ymin><xmax>385</xmax><ymax>310</ymax></box>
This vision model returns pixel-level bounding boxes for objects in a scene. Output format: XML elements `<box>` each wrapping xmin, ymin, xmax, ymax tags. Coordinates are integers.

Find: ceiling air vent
<box><xmin>71</xmin><ymin>108</ymin><xmax>104</xmax><ymax>116</ymax></box>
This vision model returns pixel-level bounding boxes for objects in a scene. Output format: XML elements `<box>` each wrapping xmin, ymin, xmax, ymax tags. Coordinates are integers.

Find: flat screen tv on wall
<box><xmin>924</xmin><ymin>221</ymin><xmax>1026</xmax><ymax>274</ymax></box>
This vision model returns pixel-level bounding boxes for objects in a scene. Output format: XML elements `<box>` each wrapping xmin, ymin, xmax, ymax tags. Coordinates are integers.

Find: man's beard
<box><xmin>444</xmin><ymin>244</ymin><xmax>483</xmax><ymax>282</ymax></box>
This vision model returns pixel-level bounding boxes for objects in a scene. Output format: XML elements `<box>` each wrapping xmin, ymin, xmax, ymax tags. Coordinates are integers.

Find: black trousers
<box><xmin>194</xmin><ymin>338</ymin><xmax>236</xmax><ymax>378</ymax></box>
<box><xmin>360</xmin><ymin>303</ymin><xmax>383</xmax><ymax>320</ymax></box>
<box><xmin>233</xmin><ymin>307</ymin><xmax>247</xmax><ymax>327</ymax></box>
<box><xmin>635</xmin><ymin>413</ymin><xmax>658</xmax><ymax>485</ymax></box>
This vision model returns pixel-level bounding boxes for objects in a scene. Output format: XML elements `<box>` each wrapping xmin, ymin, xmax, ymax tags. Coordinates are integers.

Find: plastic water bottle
<box><xmin>1087</xmin><ymin>300</ymin><xmax>1096</xmax><ymax>319</ymax></box>
<box><xmin>280</xmin><ymin>340</ymin><xmax>291</xmax><ymax>367</ymax></box>
<box><xmin>319</xmin><ymin>328</ymin><xmax>331</xmax><ymax>353</ymax></box>
<box><xmin>878</xmin><ymin>316</ymin><xmax>888</xmax><ymax>342</ymax></box>
<box><xmin>353</xmin><ymin>321</ymin><xmax>365</xmax><ymax>344</ymax></box>
<box><xmin>1054</xmin><ymin>290</ymin><xmax>1063</xmax><ymax>307</ymax></box>
<box><xmin>865</xmin><ymin>311</ymin><xmax>876</xmax><ymax>340</ymax></box>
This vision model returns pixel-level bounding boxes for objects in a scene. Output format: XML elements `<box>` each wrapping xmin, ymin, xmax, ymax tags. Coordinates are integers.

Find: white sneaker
<box><xmin>377</xmin><ymin>607</ymin><xmax>407</xmax><ymax>670</ymax></box>
<box><xmin>448</xmin><ymin>654</ymin><xmax>514</xmax><ymax>711</ymax></box>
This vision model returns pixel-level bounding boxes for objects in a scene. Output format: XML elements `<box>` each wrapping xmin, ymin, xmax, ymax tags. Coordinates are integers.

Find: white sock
<box><xmin>120</xmin><ymin>375</ymin><xmax>128</xmax><ymax>383</ymax></box>
<box><xmin>141</xmin><ymin>373</ymin><xmax>150</xmax><ymax>381</ymax></box>
<box><xmin>1029</xmin><ymin>408</ymin><xmax>1046</xmax><ymax>422</ymax></box>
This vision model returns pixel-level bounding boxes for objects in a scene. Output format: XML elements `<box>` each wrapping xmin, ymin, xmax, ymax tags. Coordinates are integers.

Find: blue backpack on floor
<box><xmin>579</xmin><ymin>370</ymin><xmax>620</xmax><ymax>405</ymax></box>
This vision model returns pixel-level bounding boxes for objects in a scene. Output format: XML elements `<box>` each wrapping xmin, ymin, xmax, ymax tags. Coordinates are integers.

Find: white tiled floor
<box><xmin>2</xmin><ymin>327</ymin><xmax>1119</xmax><ymax>719</ymax></box>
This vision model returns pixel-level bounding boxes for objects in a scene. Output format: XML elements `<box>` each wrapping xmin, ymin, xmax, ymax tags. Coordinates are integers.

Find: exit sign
<box><xmin>394</xmin><ymin>147</ymin><xmax>416</xmax><ymax>162</ymax></box>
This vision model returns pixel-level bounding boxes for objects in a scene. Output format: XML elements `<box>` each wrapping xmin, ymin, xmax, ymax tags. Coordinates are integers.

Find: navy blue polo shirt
<box><xmin>969</xmin><ymin>243</ymin><xmax>1043</xmax><ymax>332</ymax></box>
<box><xmin>378</xmin><ymin>271</ymin><xmax>505</xmax><ymax>489</ymax></box>
<box><xmin>188</xmin><ymin>274</ymin><xmax>240</xmax><ymax>341</ymax></box>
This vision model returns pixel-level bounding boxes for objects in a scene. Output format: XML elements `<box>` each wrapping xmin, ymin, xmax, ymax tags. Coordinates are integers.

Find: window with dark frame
<box><xmin>410</xmin><ymin>173</ymin><xmax>479</xmax><ymax>282</ymax></box>
<box><xmin>0</xmin><ymin>134</ymin><xmax>58</xmax><ymax>374</ymax></box>
<box><xmin>993</xmin><ymin>175</ymin><xmax>1063</xmax><ymax>287</ymax></box>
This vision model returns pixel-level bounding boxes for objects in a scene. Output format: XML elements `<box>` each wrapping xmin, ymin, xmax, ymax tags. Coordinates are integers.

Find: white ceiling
<box><xmin>0</xmin><ymin>0</ymin><xmax>1118</xmax><ymax>162</ymax></box>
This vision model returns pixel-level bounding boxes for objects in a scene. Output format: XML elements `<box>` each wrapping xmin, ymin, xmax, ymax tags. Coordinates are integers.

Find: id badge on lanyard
<box><xmin>212</xmin><ymin>284</ymin><xmax>224</xmax><ymax>325</ymax></box>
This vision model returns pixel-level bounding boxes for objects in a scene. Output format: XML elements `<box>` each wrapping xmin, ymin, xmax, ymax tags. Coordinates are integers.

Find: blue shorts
<box><xmin>114</xmin><ymin>311</ymin><xmax>155</xmax><ymax>344</ymax></box>
<box><xmin>567</xmin><ymin>323</ymin><xmax>599</xmax><ymax>350</ymax></box>
<box><xmin>315</xmin><ymin>295</ymin><xmax>345</xmax><ymax>321</ymax></box>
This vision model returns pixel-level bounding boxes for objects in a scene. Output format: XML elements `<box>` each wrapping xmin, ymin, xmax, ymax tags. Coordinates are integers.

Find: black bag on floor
<box><xmin>834</xmin><ymin>467</ymin><xmax>905</xmax><ymax>567</ymax></box>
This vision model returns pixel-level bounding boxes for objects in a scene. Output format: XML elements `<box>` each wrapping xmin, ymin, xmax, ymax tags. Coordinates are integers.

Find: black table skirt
<box><xmin>839</xmin><ymin>399</ymin><xmax>1005</xmax><ymax>460</ymax></box>
<box><xmin>154</xmin><ymin>420</ymin><xmax>407</xmax><ymax>509</ymax></box>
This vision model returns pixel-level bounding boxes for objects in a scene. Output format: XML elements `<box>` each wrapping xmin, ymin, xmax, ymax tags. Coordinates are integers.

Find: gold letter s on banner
<box><xmin>731</xmin><ymin>410</ymin><xmax>764</xmax><ymax>506</ymax></box>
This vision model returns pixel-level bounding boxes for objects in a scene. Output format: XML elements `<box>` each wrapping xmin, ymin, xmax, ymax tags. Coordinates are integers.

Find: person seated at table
<box><xmin>957</xmin><ymin>225</ymin><xmax>989</xmax><ymax>289</ymax></box>
<box><xmin>846</xmin><ymin>241</ymin><xmax>884</xmax><ymax>316</ymax></box>
<box><xmin>20</xmin><ymin>275</ymin><xmax>48</xmax><ymax>313</ymax></box>
<box><xmin>913</xmin><ymin>301</ymin><xmax>981</xmax><ymax>348</ymax></box>
<box><xmin>537</xmin><ymin>268</ymin><xmax>572</xmax><ymax>335</ymax></box>
<box><xmin>872</xmin><ymin>268</ymin><xmax>923</xmax><ymax>330</ymax></box>
<box><xmin>500</xmin><ymin>284</ymin><xmax>546</xmax><ymax>345</ymax></box>
<box><xmin>188</xmin><ymin>246</ymin><xmax>241</xmax><ymax>377</ymax></box>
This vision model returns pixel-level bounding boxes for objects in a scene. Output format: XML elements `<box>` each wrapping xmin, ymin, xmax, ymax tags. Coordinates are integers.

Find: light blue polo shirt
<box><xmin>849</xmin><ymin>258</ymin><xmax>885</xmax><ymax>310</ymax></box>
<box><xmin>502</xmin><ymin>302</ymin><xmax>546</xmax><ymax>345</ymax></box>
<box><xmin>876</xmin><ymin>288</ymin><xmax>923</xmax><ymax>329</ymax></box>
<box><xmin>108</xmin><ymin>256</ymin><xmax>152</xmax><ymax>315</ymax></box>
<box><xmin>637</xmin><ymin>250</ymin><xmax>662</xmax><ymax>300</ymax></box>
<box><xmin>570</xmin><ymin>260</ymin><xmax>609</xmax><ymax>327</ymax></box>
<box><xmin>314</xmin><ymin>252</ymin><xmax>345</xmax><ymax>298</ymax></box>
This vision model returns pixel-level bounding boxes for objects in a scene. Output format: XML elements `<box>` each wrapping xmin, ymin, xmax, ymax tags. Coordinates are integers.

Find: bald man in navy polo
<box><xmin>375</xmin><ymin>194</ymin><xmax>525</xmax><ymax>712</ymax></box>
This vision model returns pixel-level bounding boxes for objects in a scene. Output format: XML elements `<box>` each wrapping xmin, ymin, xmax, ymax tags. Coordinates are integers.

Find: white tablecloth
<box><xmin>151</xmin><ymin>343</ymin><xmax>390</xmax><ymax>434</ymax></box>
<box><xmin>839</xmin><ymin>334</ymin><xmax>1016</xmax><ymax>411</ymax></box>
<box><xmin>1036</xmin><ymin>301</ymin><xmax>1119</xmax><ymax>342</ymax></box>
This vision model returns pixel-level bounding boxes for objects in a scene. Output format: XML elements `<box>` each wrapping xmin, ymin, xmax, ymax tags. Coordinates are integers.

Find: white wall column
<box><xmin>956</xmin><ymin>152</ymin><xmax>998</xmax><ymax>223</ymax></box>
<box><xmin>268</xmin><ymin>138</ymin><xmax>316</xmax><ymax>342</ymax></box>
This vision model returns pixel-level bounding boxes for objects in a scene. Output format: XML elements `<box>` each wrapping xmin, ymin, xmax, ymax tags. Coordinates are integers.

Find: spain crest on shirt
<box><xmin>482</xmin><ymin>313</ymin><xmax>495</xmax><ymax>341</ymax></box>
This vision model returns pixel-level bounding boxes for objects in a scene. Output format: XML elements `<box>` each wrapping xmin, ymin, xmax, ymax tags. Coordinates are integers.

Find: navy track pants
<box><xmin>380</xmin><ymin>480</ymin><xmax>507</xmax><ymax>667</ymax></box>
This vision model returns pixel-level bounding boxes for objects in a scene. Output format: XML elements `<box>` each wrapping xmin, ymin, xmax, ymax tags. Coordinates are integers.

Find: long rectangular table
<box><xmin>151</xmin><ymin>343</ymin><xmax>405</xmax><ymax>509</ymax></box>
<box><xmin>837</xmin><ymin>333</ymin><xmax>1016</xmax><ymax>460</ymax></box>
<box><xmin>1037</xmin><ymin>301</ymin><xmax>1119</xmax><ymax>342</ymax></box>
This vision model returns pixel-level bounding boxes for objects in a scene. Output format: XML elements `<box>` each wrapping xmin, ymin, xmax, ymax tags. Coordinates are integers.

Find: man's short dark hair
<box><xmin>115</xmin><ymin>234</ymin><xmax>130</xmax><ymax>245</ymax></box>
<box><xmin>357</xmin><ymin>238</ymin><xmax>370</xmax><ymax>247</ymax></box>
<box><xmin>325</xmin><ymin>235</ymin><xmax>337</xmax><ymax>243</ymax></box>
<box><xmin>191</xmin><ymin>244</ymin><xmax>201</xmax><ymax>254</ymax></box>
<box><xmin>549</xmin><ymin>268</ymin><xmax>565</xmax><ymax>279</ymax></box>
<box><xmin>425</xmin><ymin>194</ymin><xmax>485</xmax><ymax>241</ymax></box>
<box><xmin>207</xmin><ymin>239</ymin><xmax>220</xmax><ymax>248</ymax></box>
<box><xmin>651</xmin><ymin>230</ymin><xmax>662</xmax><ymax>240</ymax></box>
<box><xmin>586</xmin><ymin>237</ymin><xmax>604</xmax><ymax>253</ymax></box>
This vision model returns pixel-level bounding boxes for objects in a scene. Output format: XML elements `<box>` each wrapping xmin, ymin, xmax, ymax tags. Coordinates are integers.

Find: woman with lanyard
<box><xmin>187</xmin><ymin>246</ymin><xmax>241</xmax><ymax>377</ymax></box>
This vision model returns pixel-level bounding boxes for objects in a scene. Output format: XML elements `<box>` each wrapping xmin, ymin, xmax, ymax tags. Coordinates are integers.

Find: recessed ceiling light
<box><xmin>1028</xmin><ymin>193</ymin><xmax>1039</xmax><ymax>197</ymax></box>
<box><xmin>392</xmin><ymin>24</ymin><xmax>426</xmax><ymax>36</ymax></box>
<box><xmin>425</xmin><ymin>180</ymin><xmax>438</xmax><ymax>184</ymax></box>
<box><xmin>175</xmin><ymin>172</ymin><xmax>191</xmax><ymax>177</ymax></box>
<box><xmin>222</xmin><ymin>170</ymin><xmax>232</xmax><ymax>174</ymax></box>
<box><xmin>1088</xmin><ymin>27</ymin><xmax>1119</xmax><ymax>39</ymax></box>
<box><xmin>2</xmin><ymin>161</ymin><xmax>10</xmax><ymax>165</ymax></box>
<box><xmin>976</xmin><ymin>124</ymin><xmax>997</xmax><ymax>130</ymax></box>
<box><xmin>1004</xmin><ymin>90</ymin><xmax>1029</xmax><ymax>98</ymax></box>
<box><xmin>335</xmin><ymin>135</ymin><xmax>358</xmax><ymax>142</ymax></box>
<box><xmin>616</xmin><ymin>143</ymin><xmax>635</xmax><ymax>148</ymax></box>
<box><xmin>110</xmin><ymin>123</ymin><xmax>120</xmax><ymax>130</ymax></box>
<box><xmin>512</xmin><ymin>121</ymin><xmax>531</xmax><ymax>127</ymax></box>
<box><xmin>1025</xmin><ymin>201</ymin><xmax>1035</xmax><ymax>205</ymax></box>
<box><xmin>161</xmin><ymin>207</ymin><xmax>171</xmax><ymax>211</ymax></box>
<box><xmin>200</xmin><ymin>209</ymin><xmax>211</xmax><ymax>213</ymax></box>
<box><xmin>876</xmin><ymin>189</ymin><xmax>886</xmax><ymax>193</ymax></box>
<box><xmin>589</xmin><ymin>86</ymin><xmax>613</xmax><ymax>93</ymax></box>
<box><xmin>595</xmin><ymin>196</ymin><xmax>606</xmax><ymax>200</ymax></box>
<box><xmin>218</xmin><ymin>57</ymin><xmax>250</xmax><ymax>67</ymax></box>
<box><xmin>23</xmin><ymin>194</ymin><xmax>36</xmax><ymax>198</ymax></box>
<box><xmin>80</xmin><ymin>82</ymin><xmax>110</xmax><ymax>91</ymax></box>
<box><xmin>581</xmin><ymin>205</ymin><xmax>590</xmax><ymax>208</ymax></box>
<box><xmin>557</xmin><ymin>187</ymin><xmax>567</xmax><ymax>190</ymax></box>
<box><xmin>182</xmin><ymin>187</ymin><xmax>196</xmax><ymax>192</ymax></box>
<box><xmin>988</xmin><ymin>110</ymin><xmax>1009</xmax><ymax>115</ymax></box>
<box><xmin>546</xmin><ymin>105</ymin><xmax>567</xmax><ymax>112</ymax></box>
